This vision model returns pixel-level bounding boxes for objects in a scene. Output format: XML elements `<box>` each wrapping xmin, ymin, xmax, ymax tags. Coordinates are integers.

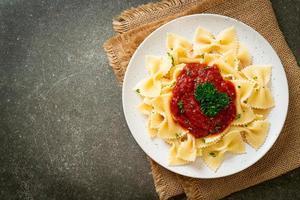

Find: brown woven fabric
<box><xmin>103</xmin><ymin>0</ymin><xmax>300</xmax><ymax>199</ymax></box>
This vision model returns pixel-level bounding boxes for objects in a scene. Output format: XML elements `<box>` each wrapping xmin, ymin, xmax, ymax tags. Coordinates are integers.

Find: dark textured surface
<box><xmin>0</xmin><ymin>0</ymin><xmax>299</xmax><ymax>199</ymax></box>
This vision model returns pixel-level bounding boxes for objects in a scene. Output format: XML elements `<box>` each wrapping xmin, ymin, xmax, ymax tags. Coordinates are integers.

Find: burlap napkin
<box><xmin>103</xmin><ymin>0</ymin><xmax>300</xmax><ymax>199</ymax></box>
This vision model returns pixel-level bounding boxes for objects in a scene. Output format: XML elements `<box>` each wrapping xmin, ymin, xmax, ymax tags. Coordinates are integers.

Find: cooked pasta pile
<box><xmin>134</xmin><ymin>27</ymin><xmax>274</xmax><ymax>171</ymax></box>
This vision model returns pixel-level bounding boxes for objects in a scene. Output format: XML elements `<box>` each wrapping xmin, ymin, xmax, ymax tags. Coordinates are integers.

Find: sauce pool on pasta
<box><xmin>170</xmin><ymin>63</ymin><xmax>237</xmax><ymax>138</ymax></box>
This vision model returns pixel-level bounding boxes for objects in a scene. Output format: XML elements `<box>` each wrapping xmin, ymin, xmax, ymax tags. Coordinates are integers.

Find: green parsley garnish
<box><xmin>194</xmin><ymin>82</ymin><xmax>230</xmax><ymax>117</ymax></box>
<box><xmin>253</xmin><ymin>76</ymin><xmax>258</xmax><ymax>80</ymax></box>
<box><xmin>175</xmin><ymin>133</ymin><xmax>181</xmax><ymax>139</ymax></box>
<box><xmin>177</xmin><ymin>100</ymin><xmax>184</xmax><ymax>114</ymax></box>
<box><xmin>209</xmin><ymin>152</ymin><xmax>217</xmax><ymax>157</ymax></box>
<box><xmin>238</xmin><ymin>85</ymin><xmax>241</xmax><ymax>89</ymax></box>
<box><xmin>167</xmin><ymin>52</ymin><xmax>175</xmax><ymax>66</ymax></box>
<box><xmin>169</xmin><ymin>81</ymin><xmax>176</xmax><ymax>87</ymax></box>
<box><xmin>236</xmin><ymin>113</ymin><xmax>241</xmax><ymax>119</ymax></box>
<box><xmin>136</xmin><ymin>89</ymin><xmax>140</xmax><ymax>93</ymax></box>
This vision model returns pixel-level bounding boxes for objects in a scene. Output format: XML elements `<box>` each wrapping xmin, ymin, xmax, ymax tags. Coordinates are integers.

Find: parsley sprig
<box><xmin>194</xmin><ymin>82</ymin><xmax>230</xmax><ymax>117</ymax></box>
<box><xmin>177</xmin><ymin>100</ymin><xmax>184</xmax><ymax>114</ymax></box>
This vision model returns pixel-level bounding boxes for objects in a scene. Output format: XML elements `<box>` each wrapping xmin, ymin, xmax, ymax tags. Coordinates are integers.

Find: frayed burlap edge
<box><xmin>113</xmin><ymin>0</ymin><xmax>197</xmax><ymax>33</ymax></box>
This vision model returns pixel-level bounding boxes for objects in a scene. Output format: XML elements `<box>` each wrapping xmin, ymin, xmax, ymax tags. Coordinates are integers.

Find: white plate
<box><xmin>122</xmin><ymin>14</ymin><xmax>289</xmax><ymax>178</ymax></box>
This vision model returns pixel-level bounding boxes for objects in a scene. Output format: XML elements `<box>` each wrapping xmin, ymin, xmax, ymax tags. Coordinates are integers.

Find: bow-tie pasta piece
<box><xmin>215</xmin><ymin>59</ymin><xmax>242</xmax><ymax>79</ymax></box>
<box><xmin>178</xmin><ymin>56</ymin><xmax>203</xmax><ymax>64</ymax></box>
<box><xmin>202</xmin><ymin>129</ymin><xmax>245</xmax><ymax>171</ymax></box>
<box><xmin>161</xmin><ymin>64</ymin><xmax>185</xmax><ymax>94</ymax></box>
<box><xmin>193</xmin><ymin>26</ymin><xmax>238</xmax><ymax>55</ymax></box>
<box><xmin>232</xmin><ymin>80</ymin><xmax>256</xmax><ymax>125</ymax></box>
<box><xmin>169</xmin><ymin>63</ymin><xmax>185</xmax><ymax>80</ymax></box>
<box><xmin>137</xmin><ymin>98</ymin><xmax>153</xmax><ymax>115</ymax></box>
<box><xmin>253</xmin><ymin>108</ymin><xmax>271</xmax><ymax>119</ymax></box>
<box><xmin>237</xmin><ymin>43</ymin><xmax>252</xmax><ymax>68</ymax></box>
<box><xmin>242</xmin><ymin>65</ymin><xmax>271</xmax><ymax>85</ymax></box>
<box><xmin>242</xmin><ymin>65</ymin><xmax>274</xmax><ymax>109</ymax></box>
<box><xmin>222</xmin><ymin>50</ymin><xmax>240</xmax><ymax>70</ymax></box>
<box><xmin>196</xmin><ymin>138</ymin><xmax>217</xmax><ymax>149</ymax></box>
<box><xmin>147</xmin><ymin>118</ymin><xmax>158</xmax><ymax>138</ymax></box>
<box><xmin>203</xmin><ymin>53</ymin><xmax>222</xmax><ymax>65</ymax></box>
<box><xmin>169</xmin><ymin>142</ymin><xmax>190</xmax><ymax>165</ymax></box>
<box><xmin>137</xmin><ymin>77</ymin><xmax>162</xmax><ymax>97</ymax></box>
<box><xmin>243</xmin><ymin>120</ymin><xmax>270</xmax><ymax>149</ymax></box>
<box><xmin>151</xmin><ymin>93</ymin><xmax>186</xmax><ymax>139</ymax></box>
<box><xmin>168</xmin><ymin>47</ymin><xmax>192</xmax><ymax>65</ymax></box>
<box><xmin>145</xmin><ymin>55</ymin><xmax>161</xmax><ymax>75</ymax></box>
<box><xmin>135</xmin><ymin>55</ymin><xmax>173</xmax><ymax>97</ymax></box>
<box><xmin>248</xmin><ymin>87</ymin><xmax>274</xmax><ymax>109</ymax></box>
<box><xmin>202</xmin><ymin>51</ymin><xmax>241</xmax><ymax>79</ymax></box>
<box><xmin>166</xmin><ymin>33</ymin><xmax>193</xmax><ymax>51</ymax></box>
<box><xmin>195</xmin><ymin>128</ymin><xmax>229</xmax><ymax>149</ymax></box>
<box><xmin>197</xmin><ymin>148</ymin><xmax>203</xmax><ymax>157</ymax></box>
<box><xmin>176</xmin><ymin>134</ymin><xmax>197</xmax><ymax>161</ymax></box>
<box><xmin>216</xmin><ymin>27</ymin><xmax>239</xmax><ymax>54</ymax></box>
<box><xmin>202</xmin><ymin>53</ymin><xmax>240</xmax><ymax>79</ymax></box>
<box><xmin>146</xmin><ymin>55</ymin><xmax>173</xmax><ymax>77</ymax></box>
<box><xmin>194</xmin><ymin>27</ymin><xmax>215</xmax><ymax>44</ymax></box>
<box><xmin>193</xmin><ymin>27</ymin><xmax>216</xmax><ymax>55</ymax></box>
<box><xmin>161</xmin><ymin>78</ymin><xmax>175</xmax><ymax>94</ymax></box>
<box><xmin>149</xmin><ymin>111</ymin><xmax>166</xmax><ymax>129</ymax></box>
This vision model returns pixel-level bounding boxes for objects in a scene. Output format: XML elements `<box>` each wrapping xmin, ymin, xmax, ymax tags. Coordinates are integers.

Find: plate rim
<box><xmin>122</xmin><ymin>13</ymin><xmax>289</xmax><ymax>178</ymax></box>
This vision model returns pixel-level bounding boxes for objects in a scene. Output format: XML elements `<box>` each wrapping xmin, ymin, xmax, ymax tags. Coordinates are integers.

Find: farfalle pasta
<box><xmin>134</xmin><ymin>26</ymin><xmax>274</xmax><ymax>171</ymax></box>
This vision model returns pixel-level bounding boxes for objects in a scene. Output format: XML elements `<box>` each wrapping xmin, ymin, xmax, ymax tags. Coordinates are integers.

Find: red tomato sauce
<box><xmin>170</xmin><ymin>63</ymin><xmax>237</xmax><ymax>138</ymax></box>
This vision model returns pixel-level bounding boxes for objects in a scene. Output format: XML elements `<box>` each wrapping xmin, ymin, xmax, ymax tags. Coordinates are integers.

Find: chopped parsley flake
<box><xmin>167</xmin><ymin>52</ymin><xmax>175</xmax><ymax>66</ymax></box>
<box><xmin>238</xmin><ymin>85</ymin><xmax>241</xmax><ymax>89</ymax></box>
<box><xmin>169</xmin><ymin>81</ymin><xmax>176</xmax><ymax>87</ymax></box>
<box><xmin>194</xmin><ymin>82</ymin><xmax>230</xmax><ymax>117</ymax></box>
<box><xmin>136</xmin><ymin>89</ymin><xmax>140</xmax><ymax>93</ymax></box>
<box><xmin>209</xmin><ymin>152</ymin><xmax>217</xmax><ymax>157</ymax></box>
<box><xmin>236</xmin><ymin>113</ymin><xmax>241</xmax><ymax>119</ymax></box>
<box><xmin>253</xmin><ymin>76</ymin><xmax>258</xmax><ymax>80</ymax></box>
<box><xmin>177</xmin><ymin>100</ymin><xmax>184</xmax><ymax>114</ymax></box>
<box><xmin>175</xmin><ymin>133</ymin><xmax>181</xmax><ymax>138</ymax></box>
